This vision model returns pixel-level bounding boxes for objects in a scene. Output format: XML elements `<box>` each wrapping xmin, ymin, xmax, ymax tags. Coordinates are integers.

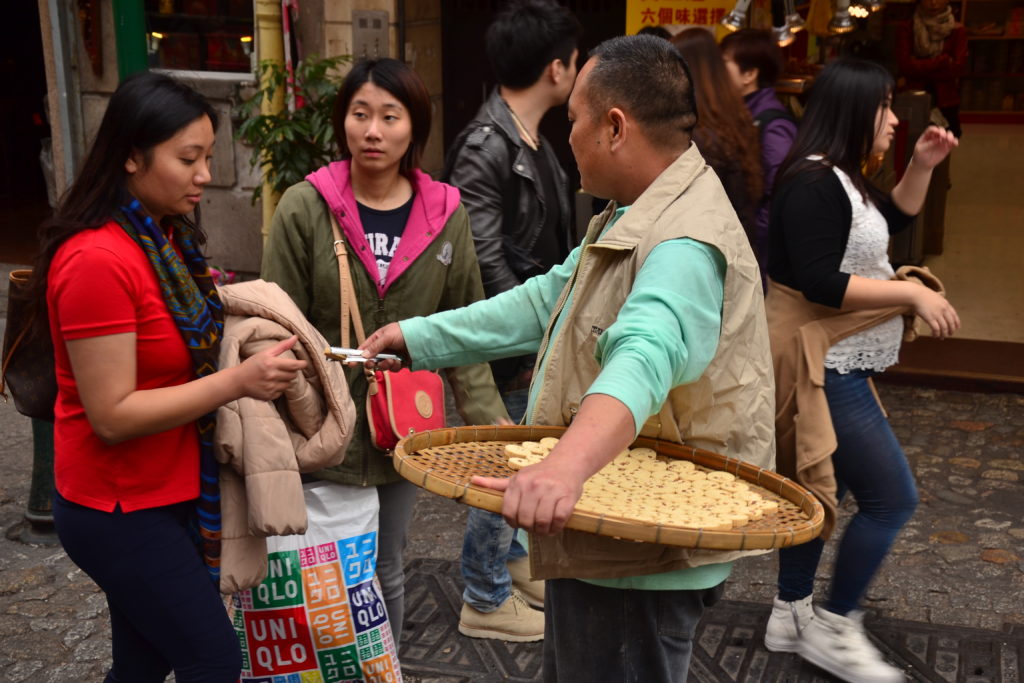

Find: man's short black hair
<box><xmin>486</xmin><ymin>0</ymin><xmax>581</xmax><ymax>89</ymax></box>
<box><xmin>587</xmin><ymin>35</ymin><xmax>697</xmax><ymax>146</ymax></box>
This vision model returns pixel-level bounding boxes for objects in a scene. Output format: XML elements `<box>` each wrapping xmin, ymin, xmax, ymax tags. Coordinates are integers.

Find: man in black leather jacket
<box><xmin>441</xmin><ymin>0</ymin><xmax>580</xmax><ymax>643</ymax></box>
<box><xmin>443</xmin><ymin>94</ymin><xmax>574</xmax><ymax>298</ymax></box>
<box><xmin>443</xmin><ymin>4</ymin><xmax>578</xmax><ymax>301</ymax></box>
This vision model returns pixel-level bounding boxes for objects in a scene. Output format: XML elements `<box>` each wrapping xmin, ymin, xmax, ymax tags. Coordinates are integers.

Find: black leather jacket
<box><xmin>442</xmin><ymin>89</ymin><xmax>573</xmax><ymax>298</ymax></box>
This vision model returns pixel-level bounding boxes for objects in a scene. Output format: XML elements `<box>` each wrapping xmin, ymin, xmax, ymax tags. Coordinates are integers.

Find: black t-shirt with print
<box><xmin>357</xmin><ymin>194</ymin><xmax>414</xmax><ymax>287</ymax></box>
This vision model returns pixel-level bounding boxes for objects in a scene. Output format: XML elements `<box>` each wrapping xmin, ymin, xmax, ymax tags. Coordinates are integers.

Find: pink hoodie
<box><xmin>306</xmin><ymin>160</ymin><xmax>462</xmax><ymax>297</ymax></box>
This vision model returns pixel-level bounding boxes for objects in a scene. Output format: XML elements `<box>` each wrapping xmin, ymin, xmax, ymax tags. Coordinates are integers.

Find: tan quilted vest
<box><xmin>529</xmin><ymin>144</ymin><xmax>776</xmax><ymax>580</ymax></box>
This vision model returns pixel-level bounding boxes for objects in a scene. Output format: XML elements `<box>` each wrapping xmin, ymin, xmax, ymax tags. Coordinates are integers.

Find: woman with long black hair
<box><xmin>764</xmin><ymin>58</ymin><xmax>959</xmax><ymax>683</ymax></box>
<box><xmin>32</xmin><ymin>72</ymin><xmax>305</xmax><ymax>682</ymax></box>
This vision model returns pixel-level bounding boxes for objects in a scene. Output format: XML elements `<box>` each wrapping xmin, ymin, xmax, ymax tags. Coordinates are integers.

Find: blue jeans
<box><xmin>542</xmin><ymin>578</ymin><xmax>724</xmax><ymax>682</ymax></box>
<box><xmin>460</xmin><ymin>389</ymin><xmax>529</xmax><ymax>611</ymax></box>
<box><xmin>777</xmin><ymin>369</ymin><xmax>919</xmax><ymax>616</ymax></box>
<box><xmin>53</xmin><ymin>493</ymin><xmax>241</xmax><ymax>683</ymax></box>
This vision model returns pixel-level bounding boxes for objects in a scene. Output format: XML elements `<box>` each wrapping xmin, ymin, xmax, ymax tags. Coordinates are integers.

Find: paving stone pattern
<box><xmin>1</xmin><ymin>369</ymin><xmax>1021</xmax><ymax>682</ymax></box>
<box><xmin>399</xmin><ymin>558</ymin><xmax>1024</xmax><ymax>683</ymax></box>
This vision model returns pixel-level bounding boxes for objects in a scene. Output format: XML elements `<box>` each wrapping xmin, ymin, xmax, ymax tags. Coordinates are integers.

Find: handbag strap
<box><xmin>329</xmin><ymin>211</ymin><xmax>380</xmax><ymax>395</ymax></box>
<box><xmin>329</xmin><ymin>212</ymin><xmax>367</xmax><ymax>348</ymax></box>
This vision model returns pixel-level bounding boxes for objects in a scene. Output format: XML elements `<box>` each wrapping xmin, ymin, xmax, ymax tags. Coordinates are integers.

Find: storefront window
<box><xmin>144</xmin><ymin>0</ymin><xmax>254</xmax><ymax>73</ymax></box>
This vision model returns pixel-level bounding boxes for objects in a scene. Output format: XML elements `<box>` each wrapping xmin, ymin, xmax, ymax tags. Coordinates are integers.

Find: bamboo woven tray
<box><xmin>394</xmin><ymin>425</ymin><xmax>824</xmax><ymax>551</ymax></box>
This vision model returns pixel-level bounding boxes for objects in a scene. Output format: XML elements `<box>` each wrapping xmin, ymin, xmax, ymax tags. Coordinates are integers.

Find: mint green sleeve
<box><xmin>400</xmin><ymin>246</ymin><xmax>581</xmax><ymax>370</ymax></box>
<box><xmin>586</xmin><ymin>238</ymin><xmax>726</xmax><ymax>435</ymax></box>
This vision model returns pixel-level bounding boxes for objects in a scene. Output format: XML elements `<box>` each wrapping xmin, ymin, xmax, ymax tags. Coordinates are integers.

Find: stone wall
<box><xmin>403</xmin><ymin>1</ymin><xmax>444</xmax><ymax>177</ymax></box>
<box><xmin>71</xmin><ymin>3</ymin><xmax>263</xmax><ymax>274</ymax></box>
<box><xmin>297</xmin><ymin>0</ymin><xmax>445</xmax><ymax>175</ymax></box>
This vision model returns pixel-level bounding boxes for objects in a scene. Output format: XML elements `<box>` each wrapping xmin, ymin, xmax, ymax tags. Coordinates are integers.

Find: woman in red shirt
<box><xmin>30</xmin><ymin>72</ymin><xmax>305</xmax><ymax>683</ymax></box>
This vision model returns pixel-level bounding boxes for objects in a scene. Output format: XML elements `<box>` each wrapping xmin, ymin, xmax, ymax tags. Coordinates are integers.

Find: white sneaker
<box><xmin>764</xmin><ymin>595</ymin><xmax>815</xmax><ymax>652</ymax></box>
<box><xmin>799</xmin><ymin>607</ymin><xmax>906</xmax><ymax>683</ymax></box>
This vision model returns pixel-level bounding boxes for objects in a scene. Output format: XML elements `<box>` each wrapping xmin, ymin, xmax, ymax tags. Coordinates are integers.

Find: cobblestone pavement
<box><xmin>1</xmin><ymin>347</ymin><xmax>1021</xmax><ymax>681</ymax></box>
<box><xmin>726</xmin><ymin>383</ymin><xmax>1024</xmax><ymax>631</ymax></box>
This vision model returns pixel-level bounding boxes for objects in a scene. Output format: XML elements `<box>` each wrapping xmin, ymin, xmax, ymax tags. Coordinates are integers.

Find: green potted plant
<box><xmin>235</xmin><ymin>54</ymin><xmax>351</xmax><ymax>203</ymax></box>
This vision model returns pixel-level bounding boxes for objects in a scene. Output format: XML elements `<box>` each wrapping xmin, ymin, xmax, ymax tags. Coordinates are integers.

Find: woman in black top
<box><xmin>765</xmin><ymin>59</ymin><xmax>959</xmax><ymax>683</ymax></box>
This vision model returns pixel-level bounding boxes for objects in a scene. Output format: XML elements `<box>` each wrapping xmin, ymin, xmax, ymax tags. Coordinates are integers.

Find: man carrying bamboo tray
<box><xmin>360</xmin><ymin>34</ymin><xmax>776</xmax><ymax>682</ymax></box>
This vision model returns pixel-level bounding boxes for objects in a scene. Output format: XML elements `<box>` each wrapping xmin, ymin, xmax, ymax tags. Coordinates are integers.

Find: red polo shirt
<box><xmin>48</xmin><ymin>221</ymin><xmax>199</xmax><ymax>512</ymax></box>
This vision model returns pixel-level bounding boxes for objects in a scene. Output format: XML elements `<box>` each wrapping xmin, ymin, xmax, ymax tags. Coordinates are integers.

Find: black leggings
<box><xmin>54</xmin><ymin>493</ymin><xmax>241</xmax><ymax>683</ymax></box>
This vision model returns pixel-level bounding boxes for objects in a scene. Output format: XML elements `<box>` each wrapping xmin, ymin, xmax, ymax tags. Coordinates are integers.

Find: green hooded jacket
<box><xmin>261</xmin><ymin>165</ymin><xmax>508</xmax><ymax>487</ymax></box>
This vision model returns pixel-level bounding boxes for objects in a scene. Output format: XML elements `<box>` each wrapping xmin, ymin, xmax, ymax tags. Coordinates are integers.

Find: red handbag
<box><xmin>365</xmin><ymin>368</ymin><xmax>445</xmax><ymax>450</ymax></box>
<box><xmin>330</xmin><ymin>215</ymin><xmax>446</xmax><ymax>451</ymax></box>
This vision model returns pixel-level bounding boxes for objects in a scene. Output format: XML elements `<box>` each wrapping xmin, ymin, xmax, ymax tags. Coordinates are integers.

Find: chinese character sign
<box><xmin>626</xmin><ymin>0</ymin><xmax>734</xmax><ymax>35</ymax></box>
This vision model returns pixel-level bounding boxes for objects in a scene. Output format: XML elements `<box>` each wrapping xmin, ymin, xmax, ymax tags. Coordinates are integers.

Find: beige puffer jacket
<box><xmin>215</xmin><ymin>279</ymin><xmax>356</xmax><ymax>594</ymax></box>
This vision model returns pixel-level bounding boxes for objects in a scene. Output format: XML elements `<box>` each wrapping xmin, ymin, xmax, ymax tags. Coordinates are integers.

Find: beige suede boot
<box><xmin>458</xmin><ymin>590</ymin><xmax>544</xmax><ymax>642</ymax></box>
<box><xmin>507</xmin><ymin>556</ymin><xmax>545</xmax><ymax>608</ymax></box>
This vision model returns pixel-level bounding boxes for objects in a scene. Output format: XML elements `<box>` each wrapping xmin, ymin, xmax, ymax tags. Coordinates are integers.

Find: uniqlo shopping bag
<box><xmin>229</xmin><ymin>482</ymin><xmax>402</xmax><ymax>683</ymax></box>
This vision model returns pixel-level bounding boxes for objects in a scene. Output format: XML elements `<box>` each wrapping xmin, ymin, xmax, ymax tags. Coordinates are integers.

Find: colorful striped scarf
<box><xmin>114</xmin><ymin>199</ymin><xmax>224</xmax><ymax>583</ymax></box>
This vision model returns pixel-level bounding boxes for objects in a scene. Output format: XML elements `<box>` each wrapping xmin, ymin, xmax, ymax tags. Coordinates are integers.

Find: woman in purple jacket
<box><xmin>721</xmin><ymin>29</ymin><xmax>799</xmax><ymax>286</ymax></box>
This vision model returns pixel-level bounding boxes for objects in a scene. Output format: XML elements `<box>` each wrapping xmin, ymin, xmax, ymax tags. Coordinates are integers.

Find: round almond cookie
<box><xmin>720</xmin><ymin>508</ymin><xmax>751</xmax><ymax>527</ymax></box>
<box><xmin>505</xmin><ymin>443</ymin><xmax>534</xmax><ymax>459</ymax></box>
<box><xmin>629</xmin><ymin>447</ymin><xmax>658</xmax><ymax>460</ymax></box>
<box><xmin>574</xmin><ymin>499</ymin><xmax>604</xmax><ymax>514</ymax></box>
<box><xmin>672</xmin><ymin>478</ymin><xmax>697</xmax><ymax>491</ymax></box>
<box><xmin>521</xmin><ymin>441</ymin><xmax>548</xmax><ymax>455</ymax></box>
<box><xmin>706</xmin><ymin>471</ymin><xmax>736</xmax><ymax>483</ymax></box>
<box><xmin>539</xmin><ymin>437</ymin><xmax>560</xmax><ymax>451</ymax></box>
<box><xmin>668</xmin><ymin>515</ymin><xmax>708</xmax><ymax>529</ymax></box>
<box><xmin>507</xmin><ymin>456</ymin><xmax>532</xmax><ymax>470</ymax></box>
<box><xmin>743</xmin><ymin>505</ymin><xmax>765</xmax><ymax>521</ymax></box>
<box><xmin>632</xmin><ymin>510</ymin><xmax>660</xmax><ymax>523</ymax></box>
<box><xmin>701</xmin><ymin>517</ymin><xmax>734</xmax><ymax>532</ymax></box>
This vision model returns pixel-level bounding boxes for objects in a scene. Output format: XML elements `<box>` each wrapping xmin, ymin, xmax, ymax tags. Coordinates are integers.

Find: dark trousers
<box><xmin>777</xmin><ymin>369</ymin><xmax>919</xmax><ymax>615</ymax></box>
<box><xmin>542</xmin><ymin>578</ymin><xmax>724</xmax><ymax>682</ymax></box>
<box><xmin>54</xmin><ymin>493</ymin><xmax>241</xmax><ymax>683</ymax></box>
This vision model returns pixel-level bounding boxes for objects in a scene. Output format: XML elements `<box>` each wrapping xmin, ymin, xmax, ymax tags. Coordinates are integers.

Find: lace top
<box><xmin>823</xmin><ymin>165</ymin><xmax>903</xmax><ymax>373</ymax></box>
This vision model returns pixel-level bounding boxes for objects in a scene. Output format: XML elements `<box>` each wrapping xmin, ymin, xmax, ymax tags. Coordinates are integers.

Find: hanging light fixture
<box><xmin>770</xmin><ymin>0</ymin><xmax>804</xmax><ymax>47</ymax></box>
<box><xmin>147</xmin><ymin>31</ymin><xmax>164</xmax><ymax>56</ymax></box>
<box><xmin>784</xmin><ymin>0</ymin><xmax>807</xmax><ymax>32</ymax></box>
<box><xmin>829</xmin><ymin>0</ymin><xmax>856</xmax><ymax>33</ymax></box>
<box><xmin>852</xmin><ymin>0</ymin><xmax>885</xmax><ymax>12</ymax></box>
<box><xmin>721</xmin><ymin>0</ymin><xmax>754</xmax><ymax>32</ymax></box>
<box><xmin>773</xmin><ymin>23</ymin><xmax>796</xmax><ymax>46</ymax></box>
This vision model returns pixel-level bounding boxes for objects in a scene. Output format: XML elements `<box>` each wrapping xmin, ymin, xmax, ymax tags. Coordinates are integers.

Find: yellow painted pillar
<box><xmin>255</xmin><ymin>0</ymin><xmax>285</xmax><ymax>243</ymax></box>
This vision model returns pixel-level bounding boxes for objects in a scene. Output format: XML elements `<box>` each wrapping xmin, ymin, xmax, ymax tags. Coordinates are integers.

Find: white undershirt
<box><xmin>823</xmin><ymin>165</ymin><xmax>903</xmax><ymax>374</ymax></box>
